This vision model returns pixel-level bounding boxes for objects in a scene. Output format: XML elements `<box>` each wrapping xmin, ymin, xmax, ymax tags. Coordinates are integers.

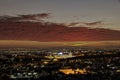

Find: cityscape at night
<box><xmin>0</xmin><ymin>47</ymin><xmax>120</xmax><ymax>80</ymax></box>
<box><xmin>0</xmin><ymin>0</ymin><xmax>120</xmax><ymax>80</ymax></box>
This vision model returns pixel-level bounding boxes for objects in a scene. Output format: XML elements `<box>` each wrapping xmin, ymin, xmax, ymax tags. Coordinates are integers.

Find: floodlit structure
<box><xmin>45</xmin><ymin>52</ymin><xmax>74</xmax><ymax>59</ymax></box>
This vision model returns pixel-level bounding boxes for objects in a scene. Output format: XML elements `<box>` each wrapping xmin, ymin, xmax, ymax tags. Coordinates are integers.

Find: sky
<box><xmin>0</xmin><ymin>0</ymin><xmax>120</xmax><ymax>30</ymax></box>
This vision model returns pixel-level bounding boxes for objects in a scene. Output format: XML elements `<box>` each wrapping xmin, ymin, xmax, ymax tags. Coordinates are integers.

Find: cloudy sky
<box><xmin>0</xmin><ymin>0</ymin><xmax>120</xmax><ymax>30</ymax></box>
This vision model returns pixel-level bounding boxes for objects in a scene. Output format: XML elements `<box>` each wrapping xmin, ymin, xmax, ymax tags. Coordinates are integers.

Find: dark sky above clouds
<box><xmin>0</xmin><ymin>0</ymin><xmax>120</xmax><ymax>30</ymax></box>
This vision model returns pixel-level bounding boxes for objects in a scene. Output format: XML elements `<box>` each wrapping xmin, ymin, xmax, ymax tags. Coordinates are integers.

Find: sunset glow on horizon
<box><xmin>0</xmin><ymin>40</ymin><xmax>119</xmax><ymax>48</ymax></box>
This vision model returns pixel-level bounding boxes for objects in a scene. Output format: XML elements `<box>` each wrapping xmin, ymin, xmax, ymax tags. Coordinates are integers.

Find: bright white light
<box><xmin>58</xmin><ymin>52</ymin><xmax>63</xmax><ymax>55</ymax></box>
